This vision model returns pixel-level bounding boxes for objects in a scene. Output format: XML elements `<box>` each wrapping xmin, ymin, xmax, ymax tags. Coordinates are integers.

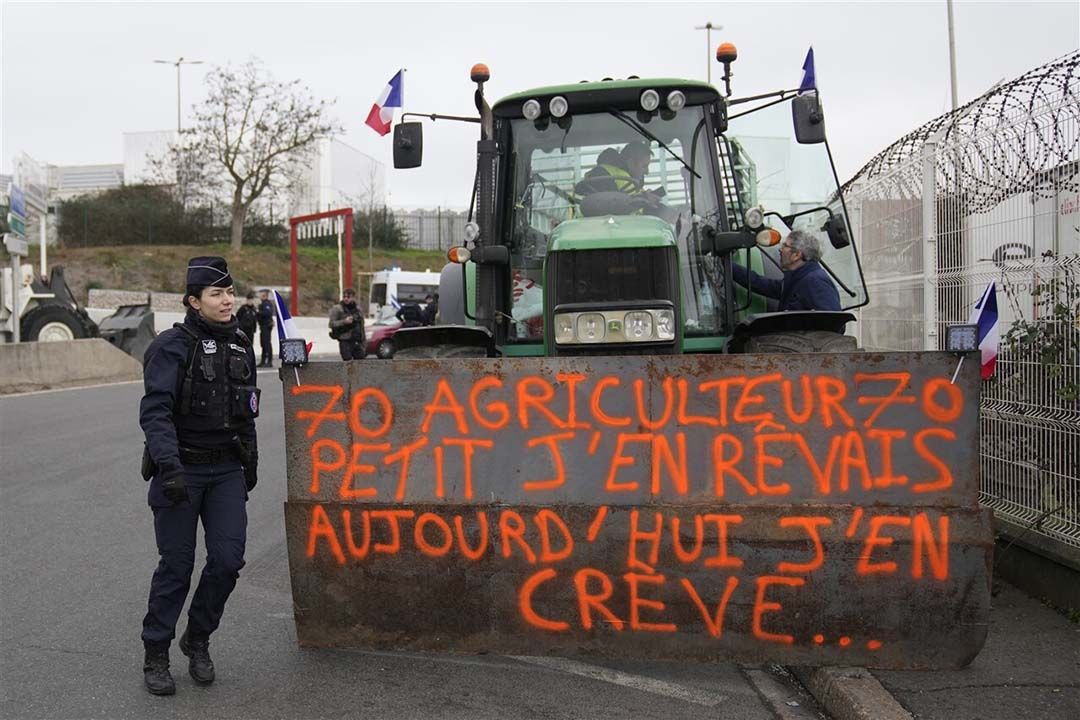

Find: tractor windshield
<box><xmin>722</xmin><ymin>95</ymin><xmax>868</xmax><ymax>310</ymax></box>
<box><xmin>506</xmin><ymin>105</ymin><xmax>728</xmax><ymax>340</ymax></box>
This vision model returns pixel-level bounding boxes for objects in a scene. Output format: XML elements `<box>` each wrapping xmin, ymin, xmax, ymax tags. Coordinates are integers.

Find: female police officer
<box><xmin>139</xmin><ymin>256</ymin><xmax>259</xmax><ymax>695</ymax></box>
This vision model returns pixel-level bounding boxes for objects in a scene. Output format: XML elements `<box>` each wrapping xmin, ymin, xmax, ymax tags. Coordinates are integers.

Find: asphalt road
<box><xmin>0</xmin><ymin>372</ymin><xmax>824</xmax><ymax>720</ymax></box>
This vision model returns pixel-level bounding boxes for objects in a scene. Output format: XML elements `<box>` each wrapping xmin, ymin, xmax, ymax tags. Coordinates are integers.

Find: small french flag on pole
<box><xmin>967</xmin><ymin>281</ymin><xmax>1000</xmax><ymax>379</ymax></box>
<box><xmin>366</xmin><ymin>69</ymin><xmax>404</xmax><ymax>136</ymax></box>
<box><xmin>798</xmin><ymin>47</ymin><xmax>816</xmax><ymax>94</ymax></box>
<box><xmin>273</xmin><ymin>290</ymin><xmax>311</xmax><ymax>355</ymax></box>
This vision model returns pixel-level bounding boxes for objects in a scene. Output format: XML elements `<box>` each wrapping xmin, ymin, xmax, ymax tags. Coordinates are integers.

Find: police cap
<box><xmin>186</xmin><ymin>256</ymin><xmax>233</xmax><ymax>288</ymax></box>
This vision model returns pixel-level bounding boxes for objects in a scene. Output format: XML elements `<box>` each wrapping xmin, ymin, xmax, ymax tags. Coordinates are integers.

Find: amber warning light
<box><xmin>471</xmin><ymin>63</ymin><xmax>490</xmax><ymax>83</ymax></box>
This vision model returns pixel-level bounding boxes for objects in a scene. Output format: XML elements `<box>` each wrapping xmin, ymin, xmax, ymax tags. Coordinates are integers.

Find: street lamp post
<box><xmin>154</xmin><ymin>56</ymin><xmax>204</xmax><ymax>133</ymax></box>
<box><xmin>694</xmin><ymin>22</ymin><xmax>723</xmax><ymax>85</ymax></box>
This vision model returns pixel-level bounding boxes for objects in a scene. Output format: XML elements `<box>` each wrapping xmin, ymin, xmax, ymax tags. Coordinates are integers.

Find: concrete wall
<box><xmin>0</xmin><ymin>338</ymin><xmax>143</xmax><ymax>395</ymax></box>
<box><xmin>86</xmin><ymin>308</ymin><xmax>342</xmax><ymax>360</ymax></box>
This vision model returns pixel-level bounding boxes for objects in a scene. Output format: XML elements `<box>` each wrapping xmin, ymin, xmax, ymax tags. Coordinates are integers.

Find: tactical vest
<box><xmin>173</xmin><ymin>322</ymin><xmax>260</xmax><ymax>438</ymax></box>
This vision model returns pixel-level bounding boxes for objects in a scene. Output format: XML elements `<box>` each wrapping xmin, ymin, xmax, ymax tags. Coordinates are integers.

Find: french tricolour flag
<box><xmin>273</xmin><ymin>290</ymin><xmax>311</xmax><ymax>355</ymax></box>
<box><xmin>366</xmin><ymin>69</ymin><xmax>404</xmax><ymax>136</ymax></box>
<box><xmin>967</xmin><ymin>281</ymin><xmax>999</xmax><ymax>379</ymax></box>
<box><xmin>798</xmin><ymin>47</ymin><xmax>816</xmax><ymax>94</ymax></box>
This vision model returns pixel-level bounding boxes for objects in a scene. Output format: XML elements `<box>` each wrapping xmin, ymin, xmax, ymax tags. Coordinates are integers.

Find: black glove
<box><xmin>159</xmin><ymin>467</ymin><xmax>189</xmax><ymax>505</ymax></box>
<box><xmin>244</xmin><ymin>463</ymin><xmax>258</xmax><ymax>492</ymax></box>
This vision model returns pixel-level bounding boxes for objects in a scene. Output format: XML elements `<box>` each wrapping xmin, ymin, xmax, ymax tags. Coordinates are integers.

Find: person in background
<box><xmin>256</xmin><ymin>290</ymin><xmax>275</xmax><ymax>367</ymax></box>
<box><xmin>396</xmin><ymin>300</ymin><xmax>424</xmax><ymax>328</ymax></box>
<box><xmin>236</xmin><ymin>292</ymin><xmax>258</xmax><ymax>341</ymax></box>
<box><xmin>328</xmin><ymin>288</ymin><xmax>366</xmax><ymax>361</ymax></box>
<box><xmin>732</xmin><ymin>230</ymin><xmax>840</xmax><ymax>311</ymax></box>
<box><xmin>421</xmin><ymin>293</ymin><xmax>439</xmax><ymax>326</ymax></box>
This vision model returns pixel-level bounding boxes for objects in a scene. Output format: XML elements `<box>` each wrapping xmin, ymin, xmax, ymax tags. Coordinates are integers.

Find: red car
<box><xmin>366</xmin><ymin>320</ymin><xmax>402</xmax><ymax>359</ymax></box>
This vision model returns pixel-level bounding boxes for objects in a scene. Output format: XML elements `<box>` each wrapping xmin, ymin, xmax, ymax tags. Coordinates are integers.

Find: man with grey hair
<box><xmin>732</xmin><ymin>230</ymin><xmax>841</xmax><ymax>311</ymax></box>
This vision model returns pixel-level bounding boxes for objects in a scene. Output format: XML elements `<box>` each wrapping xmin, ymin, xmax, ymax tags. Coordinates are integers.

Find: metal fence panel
<box><xmin>843</xmin><ymin>52</ymin><xmax>1080</xmax><ymax>551</ymax></box>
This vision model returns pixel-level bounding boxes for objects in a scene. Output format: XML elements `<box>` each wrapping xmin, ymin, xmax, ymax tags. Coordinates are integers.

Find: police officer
<box><xmin>139</xmin><ymin>256</ymin><xmax>259</xmax><ymax>695</ymax></box>
<box><xmin>256</xmin><ymin>289</ymin><xmax>275</xmax><ymax>367</ymax></box>
<box><xmin>395</xmin><ymin>301</ymin><xmax>424</xmax><ymax>328</ymax></box>
<box><xmin>236</xmin><ymin>291</ymin><xmax>258</xmax><ymax>340</ymax></box>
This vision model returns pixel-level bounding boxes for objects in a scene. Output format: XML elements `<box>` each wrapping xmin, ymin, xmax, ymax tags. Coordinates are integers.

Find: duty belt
<box><xmin>179</xmin><ymin>446</ymin><xmax>238</xmax><ymax>465</ymax></box>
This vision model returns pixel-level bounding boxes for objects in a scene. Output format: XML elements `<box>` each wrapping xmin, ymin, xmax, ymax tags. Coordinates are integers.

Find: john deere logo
<box><xmin>608</xmin><ymin>320</ymin><xmax>622</xmax><ymax>333</ymax></box>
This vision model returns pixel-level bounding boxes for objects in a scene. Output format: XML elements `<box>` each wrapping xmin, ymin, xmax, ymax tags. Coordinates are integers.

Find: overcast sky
<box><xmin>2</xmin><ymin>1</ymin><xmax>1077</xmax><ymax>209</ymax></box>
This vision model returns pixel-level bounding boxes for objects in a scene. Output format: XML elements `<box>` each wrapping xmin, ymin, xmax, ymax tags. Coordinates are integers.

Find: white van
<box><xmin>368</xmin><ymin>268</ymin><xmax>440</xmax><ymax>322</ymax></box>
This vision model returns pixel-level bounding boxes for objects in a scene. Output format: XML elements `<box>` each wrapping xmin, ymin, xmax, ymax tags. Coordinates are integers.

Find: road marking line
<box><xmin>509</xmin><ymin>655</ymin><xmax>728</xmax><ymax>706</ymax></box>
<box><xmin>1</xmin><ymin>378</ymin><xmax>142</xmax><ymax>398</ymax></box>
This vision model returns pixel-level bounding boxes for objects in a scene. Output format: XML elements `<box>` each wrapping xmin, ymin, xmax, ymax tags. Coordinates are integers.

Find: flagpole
<box><xmin>950</xmin><ymin>356</ymin><xmax>964</xmax><ymax>385</ymax></box>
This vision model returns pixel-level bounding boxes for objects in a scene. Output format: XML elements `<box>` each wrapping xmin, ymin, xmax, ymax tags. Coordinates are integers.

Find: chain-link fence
<box><xmin>843</xmin><ymin>52</ymin><xmax>1080</xmax><ymax>553</ymax></box>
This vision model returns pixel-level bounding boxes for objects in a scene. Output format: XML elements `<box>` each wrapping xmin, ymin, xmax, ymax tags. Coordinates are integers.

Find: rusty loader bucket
<box><xmin>280</xmin><ymin>352</ymin><xmax>992</xmax><ymax>669</ymax></box>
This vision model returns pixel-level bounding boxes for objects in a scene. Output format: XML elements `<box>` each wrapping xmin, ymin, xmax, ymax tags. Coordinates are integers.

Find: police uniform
<box><xmin>139</xmin><ymin>256</ymin><xmax>259</xmax><ymax>695</ymax></box>
<box><xmin>256</xmin><ymin>295</ymin><xmax>275</xmax><ymax>366</ymax></box>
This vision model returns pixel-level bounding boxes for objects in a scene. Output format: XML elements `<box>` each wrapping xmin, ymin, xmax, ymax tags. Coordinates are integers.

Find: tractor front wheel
<box><xmin>21</xmin><ymin>305</ymin><xmax>87</xmax><ymax>342</ymax></box>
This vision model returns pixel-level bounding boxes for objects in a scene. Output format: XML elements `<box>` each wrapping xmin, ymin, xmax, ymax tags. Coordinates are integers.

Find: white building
<box><xmin>286</xmin><ymin>138</ymin><xmax>385</xmax><ymax>218</ymax></box>
<box><xmin>46</xmin><ymin>164</ymin><xmax>124</xmax><ymax>201</ymax></box>
<box><xmin>123</xmin><ymin>130</ymin><xmax>177</xmax><ymax>185</ymax></box>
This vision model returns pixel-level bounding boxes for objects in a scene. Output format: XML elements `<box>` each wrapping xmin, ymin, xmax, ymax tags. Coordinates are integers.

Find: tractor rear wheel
<box><xmin>742</xmin><ymin>330</ymin><xmax>858</xmax><ymax>354</ymax></box>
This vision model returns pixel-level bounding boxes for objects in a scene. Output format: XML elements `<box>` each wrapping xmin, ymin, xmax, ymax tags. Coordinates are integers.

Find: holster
<box><xmin>141</xmin><ymin>444</ymin><xmax>158</xmax><ymax>482</ymax></box>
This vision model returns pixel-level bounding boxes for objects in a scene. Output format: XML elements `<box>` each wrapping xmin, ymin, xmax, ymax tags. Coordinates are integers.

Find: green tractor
<box><xmin>277</xmin><ymin>57</ymin><xmax>990</xmax><ymax>669</ymax></box>
<box><xmin>391</xmin><ymin>61</ymin><xmax>867</xmax><ymax>358</ymax></box>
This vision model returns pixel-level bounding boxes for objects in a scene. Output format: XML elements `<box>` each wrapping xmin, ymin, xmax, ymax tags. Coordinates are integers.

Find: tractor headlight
<box><xmin>624</xmin><ymin>311</ymin><xmax>654</xmax><ymax>341</ymax></box>
<box><xmin>463</xmin><ymin>222</ymin><xmax>480</xmax><ymax>243</ymax></box>
<box><xmin>555</xmin><ymin>314</ymin><xmax>575</xmax><ymax>344</ymax></box>
<box><xmin>553</xmin><ymin>308</ymin><xmax>676</xmax><ymax>345</ymax></box>
<box><xmin>549</xmin><ymin>95</ymin><xmax>569</xmax><ymax>118</ymax></box>
<box><xmin>640</xmin><ymin>89</ymin><xmax>660</xmax><ymax>112</ymax></box>
<box><xmin>655</xmin><ymin>309</ymin><xmax>675</xmax><ymax>340</ymax></box>
<box><xmin>522</xmin><ymin>99</ymin><xmax>542</xmax><ymax>120</ymax></box>
<box><xmin>576</xmin><ymin>313</ymin><xmax>606</xmax><ymax>343</ymax></box>
<box><xmin>666</xmin><ymin>90</ymin><xmax>686</xmax><ymax>111</ymax></box>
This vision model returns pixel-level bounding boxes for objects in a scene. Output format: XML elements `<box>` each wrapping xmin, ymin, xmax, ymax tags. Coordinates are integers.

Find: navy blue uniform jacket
<box><xmin>139</xmin><ymin>313</ymin><xmax>257</xmax><ymax>477</ymax></box>
<box><xmin>732</xmin><ymin>260</ymin><xmax>841</xmax><ymax>312</ymax></box>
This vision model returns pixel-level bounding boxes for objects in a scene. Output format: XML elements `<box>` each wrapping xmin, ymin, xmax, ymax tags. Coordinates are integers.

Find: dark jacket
<box><xmin>575</xmin><ymin>151</ymin><xmax>639</xmax><ymax>196</ymax></box>
<box><xmin>236</xmin><ymin>304</ymin><xmax>258</xmax><ymax>337</ymax></box>
<box><xmin>139</xmin><ymin>310</ymin><xmax>258</xmax><ymax>476</ymax></box>
<box><xmin>257</xmin><ymin>298</ymin><xmax>275</xmax><ymax>328</ymax></box>
<box><xmin>396</xmin><ymin>303</ymin><xmax>424</xmax><ymax>327</ymax></box>
<box><xmin>329</xmin><ymin>301</ymin><xmax>365</xmax><ymax>342</ymax></box>
<box><xmin>732</xmin><ymin>260</ymin><xmax>841</xmax><ymax>312</ymax></box>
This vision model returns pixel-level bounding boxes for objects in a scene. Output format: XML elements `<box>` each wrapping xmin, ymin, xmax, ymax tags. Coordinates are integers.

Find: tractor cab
<box><xmin>393</xmin><ymin>63</ymin><xmax>867</xmax><ymax>358</ymax></box>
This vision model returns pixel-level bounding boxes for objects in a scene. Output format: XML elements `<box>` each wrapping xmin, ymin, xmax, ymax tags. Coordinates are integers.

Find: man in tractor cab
<box><xmin>575</xmin><ymin>142</ymin><xmax>664</xmax><ymax>211</ymax></box>
<box><xmin>732</xmin><ymin>229</ymin><xmax>840</xmax><ymax>312</ymax></box>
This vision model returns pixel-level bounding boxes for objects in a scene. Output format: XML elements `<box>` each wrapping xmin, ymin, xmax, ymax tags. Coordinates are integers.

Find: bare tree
<box><xmin>185</xmin><ymin>60</ymin><xmax>341</xmax><ymax>251</ymax></box>
<box><xmin>147</xmin><ymin>138</ymin><xmax>222</xmax><ymax>210</ymax></box>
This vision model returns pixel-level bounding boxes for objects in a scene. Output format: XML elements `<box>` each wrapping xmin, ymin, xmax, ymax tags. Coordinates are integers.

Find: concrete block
<box><xmin>87</xmin><ymin>289</ymin><xmax>149</xmax><ymax>309</ymax></box>
<box><xmin>0</xmin><ymin>338</ymin><xmax>143</xmax><ymax>395</ymax></box>
<box><xmin>149</xmin><ymin>293</ymin><xmax>185</xmax><ymax>312</ymax></box>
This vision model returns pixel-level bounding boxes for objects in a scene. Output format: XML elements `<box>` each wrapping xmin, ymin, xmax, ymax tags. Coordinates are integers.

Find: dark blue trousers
<box><xmin>142</xmin><ymin>463</ymin><xmax>247</xmax><ymax>648</ymax></box>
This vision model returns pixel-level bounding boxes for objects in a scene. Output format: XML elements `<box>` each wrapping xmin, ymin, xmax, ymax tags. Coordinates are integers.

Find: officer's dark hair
<box><xmin>246</xmin><ymin>291</ymin><xmax>255</xmax><ymax>300</ymax></box>
<box><xmin>183</xmin><ymin>285</ymin><xmax>208</xmax><ymax>308</ymax></box>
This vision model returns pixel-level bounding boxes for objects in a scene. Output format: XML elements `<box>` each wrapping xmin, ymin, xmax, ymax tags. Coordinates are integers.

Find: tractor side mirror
<box><xmin>473</xmin><ymin>245</ymin><xmax>510</xmax><ymax>266</ymax></box>
<box><xmin>393</xmin><ymin>122</ymin><xmax>424</xmax><ymax>169</ymax></box>
<box><xmin>698</xmin><ymin>227</ymin><xmax>754</xmax><ymax>255</ymax></box>
<box><xmin>825</xmin><ymin>214</ymin><xmax>851</xmax><ymax>249</ymax></box>
<box><xmin>792</xmin><ymin>92</ymin><xmax>826</xmax><ymax>145</ymax></box>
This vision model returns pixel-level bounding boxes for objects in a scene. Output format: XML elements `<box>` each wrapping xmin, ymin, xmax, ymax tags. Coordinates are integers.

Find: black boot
<box><xmin>179</xmin><ymin>629</ymin><xmax>215</xmax><ymax>685</ymax></box>
<box><xmin>143</xmin><ymin>646</ymin><xmax>176</xmax><ymax>696</ymax></box>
